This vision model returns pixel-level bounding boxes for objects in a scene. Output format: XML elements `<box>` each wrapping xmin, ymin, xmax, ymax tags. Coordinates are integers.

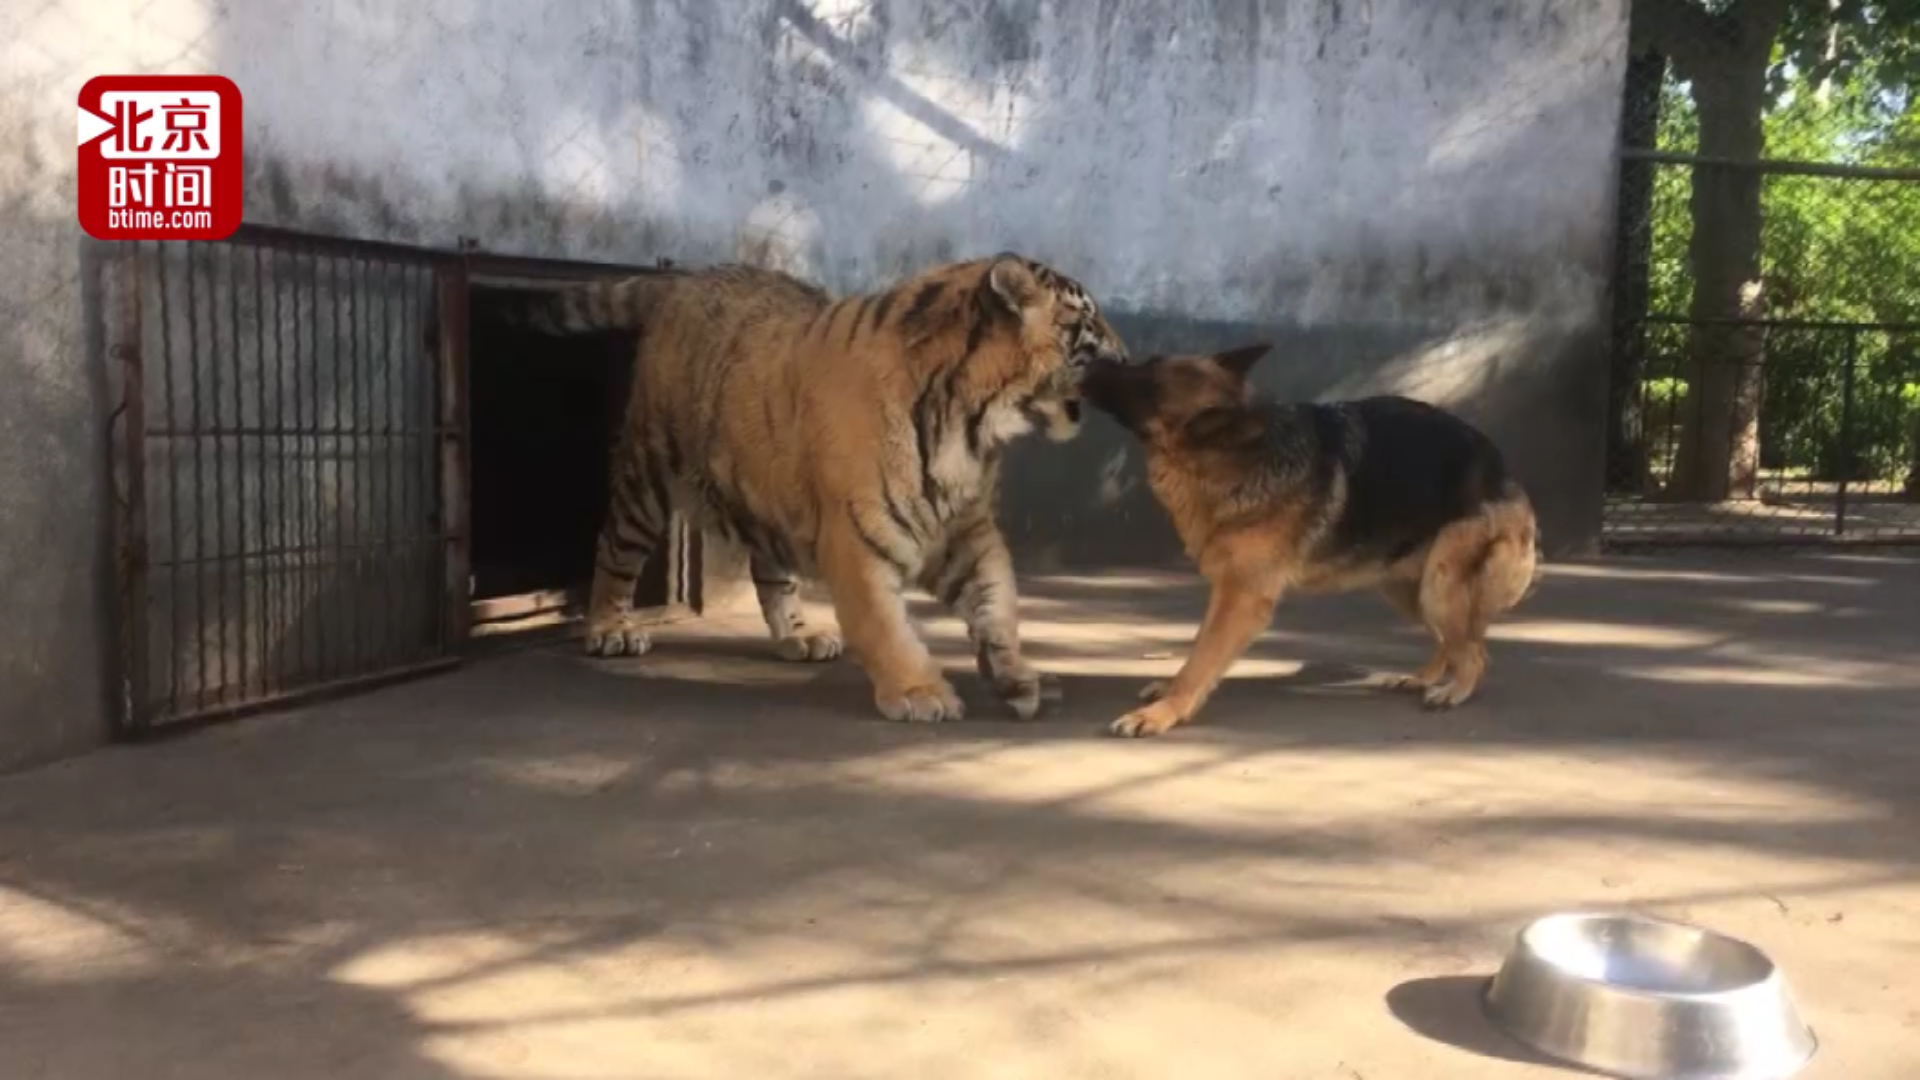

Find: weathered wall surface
<box><xmin>1</xmin><ymin>0</ymin><xmax>1627</xmax><ymax>767</ymax></box>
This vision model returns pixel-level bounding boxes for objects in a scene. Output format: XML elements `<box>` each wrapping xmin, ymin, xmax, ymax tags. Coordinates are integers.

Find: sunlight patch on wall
<box><xmin>856</xmin><ymin>55</ymin><xmax>1025</xmax><ymax>207</ymax></box>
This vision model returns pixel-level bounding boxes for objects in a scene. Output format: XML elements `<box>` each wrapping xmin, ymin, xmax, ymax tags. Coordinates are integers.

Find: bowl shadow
<box><xmin>1386</xmin><ymin>975</ymin><xmax>1594</xmax><ymax>1075</ymax></box>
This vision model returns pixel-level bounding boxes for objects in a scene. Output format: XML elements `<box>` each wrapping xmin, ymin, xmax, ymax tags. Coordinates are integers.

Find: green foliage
<box><xmin>1773</xmin><ymin>0</ymin><xmax>1920</xmax><ymax>105</ymax></box>
<box><xmin>1640</xmin><ymin>50</ymin><xmax>1920</xmax><ymax>482</ymax></box>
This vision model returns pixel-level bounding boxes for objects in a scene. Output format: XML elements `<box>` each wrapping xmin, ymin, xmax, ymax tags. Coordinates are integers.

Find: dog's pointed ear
<box><xmin>1183</xmin><ymin>406</ymin><xmax>1260</xmax><ymax>449</ymax></box>
<box><xmin>1214</xmin><ymin>342</ymin><xmax>1272</xmax><ymax>381</ymax></box>
<box><xmin>987</xmin><ymin>253</ymin><xmax>1043</xmax><ymax>316</ymax></box>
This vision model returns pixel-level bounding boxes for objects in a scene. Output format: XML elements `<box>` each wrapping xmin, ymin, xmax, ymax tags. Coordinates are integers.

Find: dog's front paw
<box><xmin>876</xmin><ymin>680</ymin><xmax>966</xmax><ymax>723</ymax></box>
<box><xmin>1109</xmin><ymin>700</ymin><xmax>1185</xmax><ymax>738</ymax></box>
<box><xmin>774</xmin><ymin>631</ymin><xmax>844</xmax><ymax>663</ymax></box>
<box><xmin>1421</xmin><ymin>681</ymin><xmax>1476</xmax><ymax>710</ymax></box>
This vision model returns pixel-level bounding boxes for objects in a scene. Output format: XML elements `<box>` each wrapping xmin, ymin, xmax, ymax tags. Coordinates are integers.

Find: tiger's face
<box><xmin>992</xmin><ymin>256</ymin><xmax>1129</xmax><ymax>443</ymax></box>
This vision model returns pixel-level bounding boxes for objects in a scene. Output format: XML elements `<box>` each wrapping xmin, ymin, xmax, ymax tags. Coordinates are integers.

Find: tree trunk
<box><xmin>1667</xmin><ymin>63</ymin><xmax>1770</xmax><ymax>503</ymax></box>
<box><xmin>1906</xmin><ymin>409</ymin><xmax>1920</xmax><ymax>498</ymax></box>
<box><xmin>1607</xmin><ymin>49</ymin><xmax>1667</xmax><ymax>494</ymax></box>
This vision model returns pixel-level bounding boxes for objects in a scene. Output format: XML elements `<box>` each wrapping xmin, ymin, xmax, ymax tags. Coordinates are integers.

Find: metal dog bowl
<box><xmin>1484</xmin><ymin>913</ymin><xmax>1816</xmax><ymax>1080</ymax></box>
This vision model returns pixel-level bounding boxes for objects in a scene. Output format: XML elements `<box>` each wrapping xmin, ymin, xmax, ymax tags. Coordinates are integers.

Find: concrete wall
<box><xmin>0</xmin><ymin>0</ymin><xmax>1629</xmax><ymax>767</ymax></box>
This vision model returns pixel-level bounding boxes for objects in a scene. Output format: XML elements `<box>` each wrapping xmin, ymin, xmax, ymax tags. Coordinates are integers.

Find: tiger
<box><xmin>503</xmin><ymin>253</ymin><xmax>1129</xmax><ymax>723</ymax></box>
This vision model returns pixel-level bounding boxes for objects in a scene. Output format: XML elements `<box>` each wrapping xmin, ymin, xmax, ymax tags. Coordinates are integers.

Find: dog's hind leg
<box><xmin>1378</xmin><ymin>578</ymin><xmax>1450</xmax><ymax>694</ymax></box>
<box><xmin>1413</xmin><ymin>527</ymin><xmax>1497</xmax><ymax>710</ymax></box>
<box><xmin>1418</xmin><ymin>496</ymin><xmax>1539</xmax><ymax>708</ymax></box>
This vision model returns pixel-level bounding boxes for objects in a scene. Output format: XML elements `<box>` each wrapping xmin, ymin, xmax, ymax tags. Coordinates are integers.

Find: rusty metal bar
<box><xmin>155</xmin><ymin>242</ymin><xmax>182</xmax><ymax>715</ymax></box>
<box><xmin>436</xmin><ymin>262</ymin><xmax>472</xmax><ymax>649</ymax></box>
<box><xmin>327</xmin><ymin>250</ymin><xmax>346</xmax><ymax>681</ymax></box>
<box><xmin>209</xmin><ymin>242</ymin><xmax>230</xmax><ymax>707</ymax></box>
<box><xmin>356</xmin><ymin>253</ymin><xmax>374</xmax><ymax>674</ymax></box>
<box><xmin>224</xmin><ymin>221</ymin><xmax>665</xmax><ymax>278</ymax></box>
<box><xmin>293</xmin><ymin>244</ymin><xmax>312</xmax><ymax>680</ymax></box>
<box><xmin>112</xmin><ymin>248</ymin><xmax>152</xmax><ymax>735</ymax></box>
<box><xmin>151</xmin><ymin>534</ymin><xmax>452</xmax><ymax>569</ymax></box>
<box><xmin>253</xmin><ymin>243</ymin><xmax>270</xmax><ymax>700</ymax></box>
<box><xmin>410</xmin><ymin>263</ymin><xmax>430</xmax><ymax>663</ymax></box>
<box><xmin>185</xmin><ymin>242</ymin><xmax>211</xmax><ymax>712</ymax></box>
<box><xmin>344</xmin><ymin>252</ymin><xmax>362</xmax><ymax>678</ymax></box>
<box><xmin>381</xmin><ymin>256</ymin><xmax>399</xmax><ymax>671</ymax></box>
<box><xmin>226</xmin><ymin>241</ymin><xmax>247</xmax><ymax>705</ymax></box>
<box><xmin>268</xmin><ymin>244</ymin><xmax>288</xmax><ymax>697</ymax></box>
<box><xmin>127</xmin><ymin>656</ymin><xmax>462</xmax><ymax>739</ymax></box>
<box><xmin>143</xmin><ymin>427</ymin><xmax>446</xmax><ymax>437</ymax></box>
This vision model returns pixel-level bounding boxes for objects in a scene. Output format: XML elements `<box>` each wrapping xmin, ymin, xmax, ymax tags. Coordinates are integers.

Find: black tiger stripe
<box><xmin>938</xmin><ymin>545</ymin><xmax>983</xmax><ymax>608</ymax></box>
<box><xmin>964</xmin><ymin>291</ymin><xmax>994</xmax><ymax>356</ymax></box>
<box><xmin>608</xmin><ymin>499</ymin><xmax>664</xmax><ymax>548</ymax></box>
<box><xmin>880</xmin><ymin>479</ymin><xmax>923</xmax><ymax>544</ymax></box>
<box><xmin>767</xmin><ymin>531</ymin><xmax>797</xmax><ymax>570</ymax></box>
<box><xmin>662</xmin><ymin>430</ymin><xmax>685</xmax><ymax>477</ymax></box>
<box><xmin>595</xmin><ymin>559</ymin><xmax>641</xmax><ymax>585</ymax></box>
<box><xmin>643</xmin><ymin>453</ymin><xmax>673</xmax><ymax>513</ymax></box>
<box><xmin>848</xmin><ymin>507</ymin><xmax>913</xmax><ymax>577</ymax></box>
<box><xmin>899</xmin><ymin>281</ymin><xmax>946</xmax><ymax>336</ymax></box>
<box><xmin>726</xmin><ymin>508</ymin><xmax>766</xmax><ymax>555</ymax></box>
<box><xmin>845</xmin><ymin>295</ymin><xmax>872</xmax><ymax>347</ymax></box>
<box><xmin>911</xmin><ymin>377</ymin><xmax>943</xmax><ymax>506</ymax></box>
<box><xmin>868</xmin><ymin>287</ymin><xmax>897</xmax><ymax>331</ymax></box>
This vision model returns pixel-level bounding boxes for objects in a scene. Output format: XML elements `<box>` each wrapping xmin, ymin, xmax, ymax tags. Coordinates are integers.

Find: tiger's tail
<box><xmin>501</xmin><ymin>274</ymin><xmax>680</xmax><ymax>336</ymax></box>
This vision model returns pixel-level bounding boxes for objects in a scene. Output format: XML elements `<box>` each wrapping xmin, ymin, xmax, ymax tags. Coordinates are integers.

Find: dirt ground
<box><xmin>2</xmin><ymin>550</ymin><xmax>1918</xmax><ymax>1080</ymax></box>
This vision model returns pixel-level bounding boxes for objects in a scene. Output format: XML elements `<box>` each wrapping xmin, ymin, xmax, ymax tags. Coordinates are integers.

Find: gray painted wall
<box><xmin>0</xmin><ymin>0</ymin><xmax>1628</xmax><ymax>768</ymax></box>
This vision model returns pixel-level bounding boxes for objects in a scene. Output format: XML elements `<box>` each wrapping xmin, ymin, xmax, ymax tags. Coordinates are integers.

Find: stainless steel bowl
<box><xmin>1484</xmin><ymin>912</ymin><xmax>1817</xmax><ymax>1080</ymax></box>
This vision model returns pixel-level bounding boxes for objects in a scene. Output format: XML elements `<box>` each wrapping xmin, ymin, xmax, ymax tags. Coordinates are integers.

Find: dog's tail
<box><xmin>497</xmin><ymin>275</ymin><xmax>678</xmax><ymax>336</ymax></box>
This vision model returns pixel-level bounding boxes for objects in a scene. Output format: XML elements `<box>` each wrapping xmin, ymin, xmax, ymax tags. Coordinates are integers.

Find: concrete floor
<box><xmin>3</xmin><ymin>551</ymin><xmax>1919</xmax><ymax>1080</ymax></box>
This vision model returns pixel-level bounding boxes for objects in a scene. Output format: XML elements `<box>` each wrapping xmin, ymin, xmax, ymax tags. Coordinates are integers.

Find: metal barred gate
<box><xmin>103</xmin><ymin>224</ymin><xmax>688</xmax><ymax>735</ymax></box>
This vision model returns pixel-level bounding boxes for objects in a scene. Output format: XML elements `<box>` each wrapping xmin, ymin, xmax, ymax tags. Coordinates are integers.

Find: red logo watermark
<box><xmin>77</xmin><ymin>75</ymin><xmax>242</xmax><ymax>241</ymax></box>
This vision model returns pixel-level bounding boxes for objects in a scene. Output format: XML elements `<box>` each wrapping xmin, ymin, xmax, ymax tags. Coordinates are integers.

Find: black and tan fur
<box><xmin>1082</xmin><ymin>344</ymin><xmax>1541</xmax><ymax>738</ymax></box>
<box><xmin>507</xmin><ymin>255</ymin><xmax>1127</xmax><ymax>723</ymax></box>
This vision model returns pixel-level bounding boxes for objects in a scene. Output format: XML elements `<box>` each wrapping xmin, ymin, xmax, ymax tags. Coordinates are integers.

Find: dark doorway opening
<box><xmin>464</xmin><ymin>281</ymin><xmax>686</xmax><ymax>635</ymax></box>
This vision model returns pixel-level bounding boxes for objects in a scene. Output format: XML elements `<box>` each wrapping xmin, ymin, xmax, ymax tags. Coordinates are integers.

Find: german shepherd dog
<box><xmin>1082</xmin><ymin>344</ymin><xmax>1541</xmax><ymax>737</ymax></box>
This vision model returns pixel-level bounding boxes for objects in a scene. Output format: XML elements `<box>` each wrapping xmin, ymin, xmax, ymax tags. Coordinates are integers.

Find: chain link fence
<box><xmin>1606</xmin><ymin>63</ymin><xmax>1920</xmax><ymax>546</ymax></box>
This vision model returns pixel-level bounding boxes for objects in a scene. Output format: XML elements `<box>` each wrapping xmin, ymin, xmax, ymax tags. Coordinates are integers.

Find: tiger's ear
<box><xmin>987</xmin><ymin>254</ymin><xmax>1043</xmax><ymax>316</ymax></box>
<box><xmin>1214</xmin><ymin>342</ymin><xmax>1272</xmax><ymax>381</ymax></box>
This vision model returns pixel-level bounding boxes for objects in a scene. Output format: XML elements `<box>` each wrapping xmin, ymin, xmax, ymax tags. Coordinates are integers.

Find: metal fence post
<box><xmin>1836</xmin><ymin>329</ymin><xmax>1858</xmax><ymax>536</ymax></box>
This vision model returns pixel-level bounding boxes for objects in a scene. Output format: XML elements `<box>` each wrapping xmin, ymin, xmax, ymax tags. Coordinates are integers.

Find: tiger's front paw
<box><xmin>976</xmin><ymin>649</ymin><xmax>1062</xmax><ymax>721</ymax></box>
<box><xmin>875</xmin><ymin>679</ymin><xmax>966</xmax><ymax>724</ymax></box>
<box><xmin>584</xmin><ymin>617</ymin><xmax>652</xmax><ymax>658</ymax></box>
<box><xmin>773</xmin><ymin>631</ymin><xmax>844</xmax><ymax>663</ymax></box>
<box><xmin>995</xmin><ymin>665</ymin><xmax>1064</xmax><ymax>721</ymax></box>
